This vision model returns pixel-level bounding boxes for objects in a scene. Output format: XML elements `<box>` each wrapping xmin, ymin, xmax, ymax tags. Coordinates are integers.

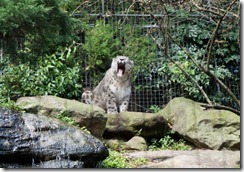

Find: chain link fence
<box><xmin>76</xmin><ymin>0</ymin><xmax>240</xmax><ymax>112</ymax></box>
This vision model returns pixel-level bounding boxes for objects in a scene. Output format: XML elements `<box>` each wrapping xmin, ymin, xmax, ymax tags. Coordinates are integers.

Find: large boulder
<box><xmin>0</xmin><ymin>107</ymin><xmax>108</xmax><ymax>168</ymax></box>
<box><xmin>103</xmin><ymin>112</ymin><xmax>169</xmax><ymax>140</ymax></box>
<box><xmin>158</xmin><ymin>97</ymin><xmax>240</xmax><ymax>150</ymax></box>
<box><xmin>16</xmin><ymin>95</ymin><xmax>106</xmax><ymax>138</ymax></box>
<box><xmin>124</xmin><ymin>150</ymin><xmax>240</xmax><ymax>168</ymax></box>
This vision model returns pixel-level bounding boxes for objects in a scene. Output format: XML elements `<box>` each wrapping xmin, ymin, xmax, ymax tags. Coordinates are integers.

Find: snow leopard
<box><xmin>82</xmin><ymin>56</ymin><xmax>134</xmax><ymax>114</ymax></box>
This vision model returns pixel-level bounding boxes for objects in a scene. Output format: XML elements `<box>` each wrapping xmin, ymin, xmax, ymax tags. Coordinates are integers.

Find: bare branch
<box><xmin>191</xmin><ymin>1</ymin><xmax>221</xmax><ymax>17</ymax></box>
<box><xmin>71</xmin><ymin>1</ymin><xmax>91</xmax><ymax>16</ymax></box>
<box><xmin>120</xmin><ymin>1</ymin><xmax>137</xmax><ymax>26</ymax></box>
<box><xmin>147</xmin><ymin>3</ymin><xmax>213</xmax><ymax>106</ymax></box>
<box><xmin>191</xmin><ymin>0</ymin><xmax>239</xmax><ymax>18</ymax></box>
<box><xmin>200</xmin><ymin>103</ymin><xmax>240</xmax><ymax>115</ymax></box>
<box><xmin>202</xmin><ymin>69</ymin><xmax>240</xmax><ymax>107</ymax></box>
<box><xmin>205</xmin><ymin>0</ymin><xmax>238</xmax><ymax>71</ymax></box>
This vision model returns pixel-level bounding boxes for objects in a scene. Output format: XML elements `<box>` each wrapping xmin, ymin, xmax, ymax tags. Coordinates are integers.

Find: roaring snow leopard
<box><xmin>82</xmin><ymin>56</ymin><xmax>134</xmax><ymax>114</ymax></box>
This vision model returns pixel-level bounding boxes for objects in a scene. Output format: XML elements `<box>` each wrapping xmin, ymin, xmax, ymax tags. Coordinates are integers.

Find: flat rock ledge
<box><xmin>124</xmin><ymin>149</ymin><xmax>240</xmax><ymax>168</ymax></box>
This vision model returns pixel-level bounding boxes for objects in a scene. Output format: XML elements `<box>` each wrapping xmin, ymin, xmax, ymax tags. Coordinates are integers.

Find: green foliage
<box><xmin>148</xmin><ymin>132</ymin><xmax>191</xmax><ymax>151</ymax></box>
<box><xmin>0</xmin><ymin>45</ymin><xmax>82</xmax><ymax>100</ymax></box>
<box><xmin>156</xmin><ymin>5</ymin><xmax>240</xmax><ymax>107</ymax></box>
<box><xmin>100</xmin><ymin>149</ymin><xmax>147</xmax><ymax>168</ymax></box>
<box><xmin>0</xmin><ymin>0</ymin><xmax>82</xmax><ymax>63</ymax></box>
<box><xmin>82</xmin><ymin>20</ymin><xmax>157</xmax><ymax>85</ymax></box>
<box><xmin>56</xmin><ymin>111</ymin><xmax>76</xmax><ymax>126</ymax></box>
<box><xmin>82</xmin><ymin>20</ymin><xmax>121</xmax><ymax>84</ymax></box>
<box><xmin>119</xmin><ymin>26</ymin><xmax>157</xmax><ymax>81</ymax></box>
<box><xmin>148</xmin><ymin>105</ymin><xmax>161</xmax><ymax>113</ymax></box>
<box><xmin>56</xmin><ymin>111</ymin><xmax>91</xmax><ymax>134</ymax></box>
<box><xmin>158</xmin><ymin>46</ymin><xmax>210</xmax><ymax>100</ymax></box>
<box><xmin>0</xmin><ymin>96</ymin><xmax>21</xmax><ymax>111</ymax></box>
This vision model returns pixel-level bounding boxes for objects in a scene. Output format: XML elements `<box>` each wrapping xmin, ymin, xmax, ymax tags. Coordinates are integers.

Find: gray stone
<box><xmin>158</xmin><ymin>97</ymin><xmax>240</xmax><ymax>150</ymax></box>
<box><xmin>36</xmin><ymin>160</ymin><xmax>84</xmax><ymax>168</ymax></box>
<box><xmin>126</xmin><ymin>136</ymin><xmax>148</xmax><ymax>151</ymax></box>
<box><xmin>124</xmin><ymin>150</ymin><xmax>240</xmax><ymax>168</ymax></box>
<box><xmin>105</xmin><ymin>139</ymin><xmax>126</xmax><ymax>150</ymax></box>
<box><xmin>104</xmin><ymin>112</ymin><xmax>169</xmax><ymax>140</ymax></box>
<box><xmin>16</xmin><ymin>95</ymin><xmax>107</xmax><ymax>138</ymax></box>
<box><xmin>0</xmin><ymin>107</ymin><xmax>108</xmax><ymax>168</ymax></box>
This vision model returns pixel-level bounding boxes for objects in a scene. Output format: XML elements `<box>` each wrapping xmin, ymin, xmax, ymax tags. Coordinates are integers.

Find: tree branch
<box><xmin>167</xmin><ymin>32</ymin><xmax>240</xmax><ymax>108</ymax></box>
<box><xmin>200</xmin><ymin>103</ymin><xmax>240</xmax><ymax>115</ymax></box>
<box><xmin>71</xmin><ymin>1</ymin><xmax>90</xmax><ymax>16</ymax></box>
<box><xmin>167</xmin><ymin>33</ymin><xmax>201</xmax><ymax>69</ymax></box>
<box><xmin>205</xmin><ymin>0</ymin><xmax>238</xmax><ymax>71</ymax></box>
<box><xmin>202</xmin><ymin>69</ymin><xmax>240</xmax><ymax>107</ymax></box>
<box><xmin>140</xmin><ymin>0</ymin><xmax>240</xmax><ymax>109</ymax></box>
<box><xmin>191</xmin><ymin>1</ymin><xmax>221</xmax><ymax>17</ymax></box>
<box><xmin>150</xmin><ymin>35</ymin><xmax>213</xmax><ymax>106</ymax></box>
<box><xmin>191</xmin><ymin>0</ymin><xmax>239</xmax><ymax>18</ymax></box>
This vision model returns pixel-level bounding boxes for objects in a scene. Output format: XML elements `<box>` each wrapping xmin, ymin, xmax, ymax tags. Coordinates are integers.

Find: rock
<box><xmin>36</xmin><ymin>160</ymin><xmax>84</xmax><ymax>168</ymax></box>
<box><xmin>158</xmin><ymin>97</ymin><xmax>240</xmax><ymax>150</ymax></box>
<box><xmin>16</xmin><ymin>95</ymin><xmax>107</xmax><ymax>138</ymax></box>
<box><xmin>105</xmin><ymin>137</ymin><xmax>148</xmax><ymax>151</ymax></box>
<box><xmin>105</xmin><ymin>139</ymin><xmax>127</xmax><ymax>150</ymax></box>
<box><xmin>126</xmin><ymin>136</ymin><xmax>148</xmax><ymax>151</ymax></box>
<box><xmin>124</xmin><ymin>150</ymin><xmax>240</xmax><ymax>168</ymax></box>
<box><xmin>103</xmin><ymin>112</ymin><xmax>169</xmax><ymax>140</ymax></box>
<box><xmin>0</xmin><ymin>107</ymin><xmax>108</xmax><ymax>168</ymax></box>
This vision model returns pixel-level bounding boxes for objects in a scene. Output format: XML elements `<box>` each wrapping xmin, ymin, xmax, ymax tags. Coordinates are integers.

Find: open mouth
<box><xmin>117</xmin><ymin>62</ymin><xmax>125</xmax><ymax>77</ymax></box>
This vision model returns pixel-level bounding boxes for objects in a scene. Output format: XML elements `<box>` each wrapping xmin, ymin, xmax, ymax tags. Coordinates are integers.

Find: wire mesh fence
<box><xmin>76</xmin><ymin>0</ymin><xmax>240</xmax><ymax>112</ymax></box>
<box><xmin>76</xmin><ymin>1</ymin><xmax>240</xmax><ymax>112</ymax></box>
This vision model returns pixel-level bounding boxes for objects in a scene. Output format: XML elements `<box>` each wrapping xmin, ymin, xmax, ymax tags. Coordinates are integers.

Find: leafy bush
<box><xmin>82</xmin><ymin>20</ymin><xmax>121</xmax><ymax>85</ymax></box>
<box><xmin>118</xmin><ymin>25</ymin><xmax>157</xmax><ymax>81</ymax></box>
<box><xmin>148</xmin><ymin>105</ymin><xmax>161</xmax><ymax>113</ymax></box>
<box><xmin>0</xmin><ymin>45</ymin><xmax>82</xmax><ymax>100</ymax></box>
<box><xmin>82</xmin><ymin>20</ymin><xmax>157</xmax><ymax>85</ymax></box>
<box><xmin>100</xmin><ymin>149</ymin><xmax>147</xmax><ymax>168</ymax></box>
<box><xmin>148</xmin><ymin>132</ymin><xmax>191</xmax><ymax>151</ymax></box>
<box><xmin>56</xmin><ymin>111</ymin><xmax>76</xmax><ymax>126</ymax></box>
<box><xmin>0</xmin><ymin>96</ymin><xmax>21</xmax><ymax>110</ymax></box>
<box><xmin>158</xmin><ymin>46</ymin><xmax>211</xmax><ymax>101</ymax></box>
<box><xmin>0</xmin><ymin>0</ymin><xmax>82</xmax><ymax>61</ymax></box>
<box><xmin>155</xmin><ymin>6</ymin><xmax>240</xmax><ymax>107</ymax></box>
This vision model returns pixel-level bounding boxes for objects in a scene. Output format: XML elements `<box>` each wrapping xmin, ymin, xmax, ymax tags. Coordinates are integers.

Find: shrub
<box><xmin>0</xmin><ymin>0</ymin><xmax>81</xmax><ymax>60</ymax></box>
<box><xmin>100</xmin><ymin>149</ymin><xmax>147</xmax><ymax>168</ymax></box>
<box><xmin>148</xmin><ymin>131</ymin><xmax>192</xmax><ymax>151</ymax></box>
<box><xmin>148</xmin><ymin>105</ymin><xmax>161</xmax><ymax>113</ymax></box>
<box><xmin>82</xmin><ymin>20</ymin><xmax>121</xmax><ymax>85</ymax></box>
<box><xmin>82</xmin><ymin>20</ymin><xmax>157</xmax><ymax>85</ymax></box>
<box><xmin>118</xmin><ymin>25</ymin><xmax>157</xmax><ymax>82</ymax></box>
<box><xmin>0</xmin><ymin>45</ymin><xmax>83</xmax><ymax>100</ymax></box>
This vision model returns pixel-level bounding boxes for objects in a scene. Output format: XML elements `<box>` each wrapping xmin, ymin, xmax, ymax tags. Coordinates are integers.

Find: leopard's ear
<box><xmin>112</xmin><ymin>57</ymin><xmax>116</xmax><ymax>63</ymax></box>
